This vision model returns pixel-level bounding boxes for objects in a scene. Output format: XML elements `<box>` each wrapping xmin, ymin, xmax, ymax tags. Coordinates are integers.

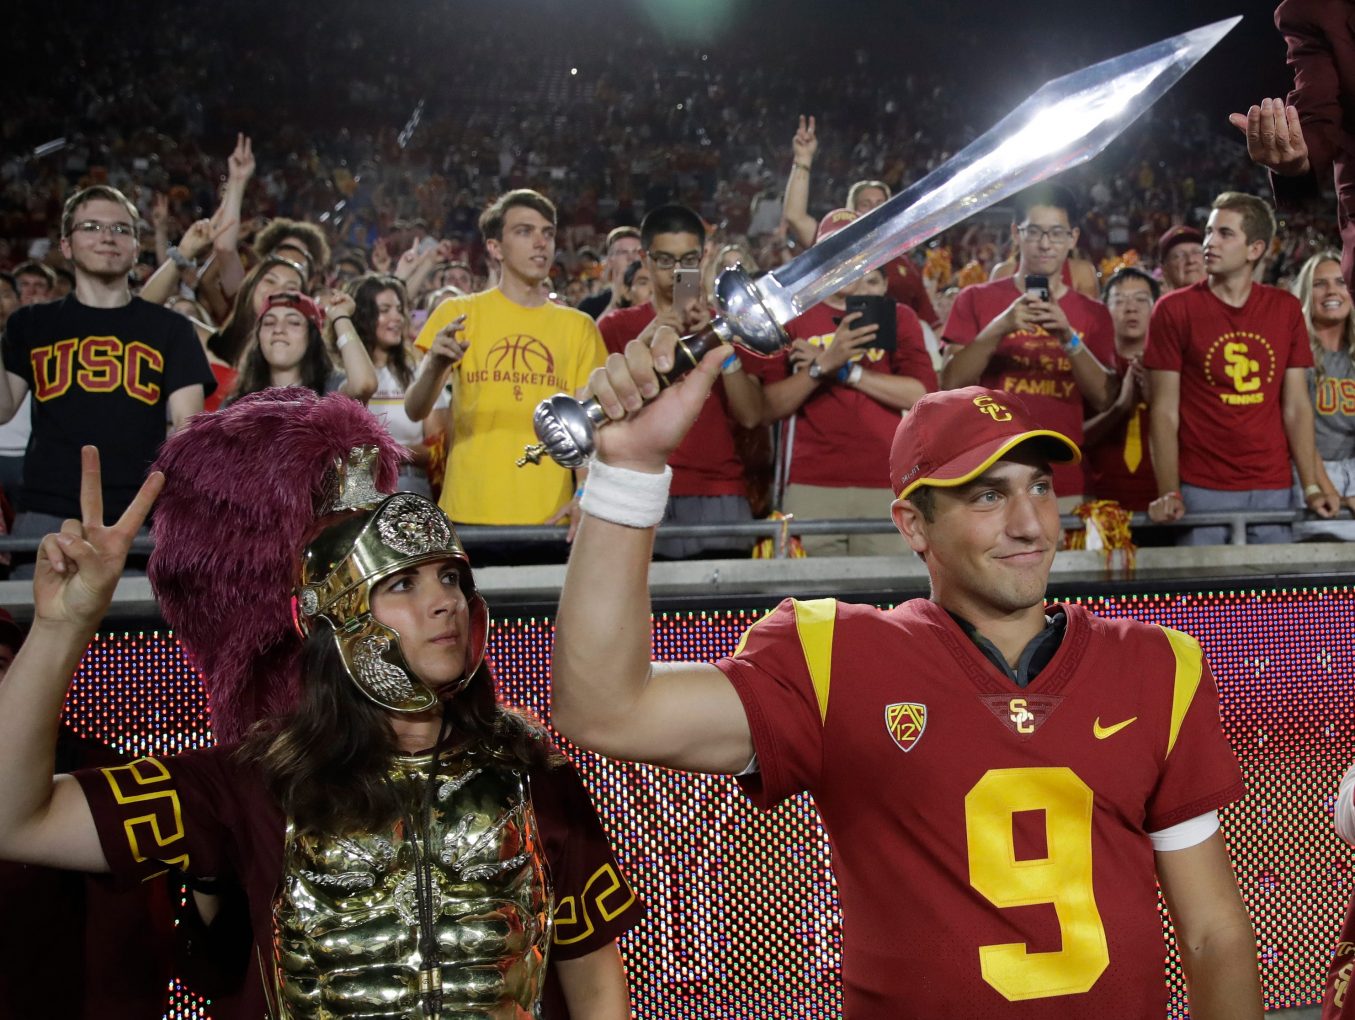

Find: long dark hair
<box><xmin>242</xmin><ymin>629</ymin><xmax>555</xmax><ymax>835</ymax></box>
<box><xmin>211</xmin><ymin>256</ymin><xmax>310</xmax><ymax>365</ymax></box>
<box><xmin>231</xmin><ymin>314</ymin><xmax>333</xmax><ymax>402</ymax></box>
<box><xmin>349</xmin><ymin>274</ymin><xmax>415</xmax><ymax>389</ymax></box>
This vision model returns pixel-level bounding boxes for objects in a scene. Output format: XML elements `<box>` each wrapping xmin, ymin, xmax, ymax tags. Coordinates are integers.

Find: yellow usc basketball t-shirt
<box><xmin>415</xmin><ymin>289</ymin><xmax>607</xmax><ymax>525</ymax></box>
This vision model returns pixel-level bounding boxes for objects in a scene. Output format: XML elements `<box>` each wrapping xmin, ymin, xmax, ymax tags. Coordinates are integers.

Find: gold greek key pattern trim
<box><xmin>553</xmin><ymin>863</ymin><xmax>636</xmax><ymax>946</ymax></box>
<box><xmin>100</xmin><ymin>756</ymin><xmax>190</xmax><ymax>872</ymax></box>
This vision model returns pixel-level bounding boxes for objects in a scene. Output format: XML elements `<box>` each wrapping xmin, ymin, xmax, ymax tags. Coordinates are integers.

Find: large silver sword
<box><xmin>519</xmin><ymin>16</ymin><xmax>1240</xmax><ymax>469</ymax></box>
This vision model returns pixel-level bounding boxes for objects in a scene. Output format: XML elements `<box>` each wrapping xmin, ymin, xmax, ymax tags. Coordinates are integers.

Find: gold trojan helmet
<box><xmin>294</xmin><ymin>446</ymin><xmax>489</xmax><ymax>712</ymax></box>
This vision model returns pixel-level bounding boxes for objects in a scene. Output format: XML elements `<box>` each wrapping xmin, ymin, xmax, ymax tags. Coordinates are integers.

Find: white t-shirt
<box><xmin>369</xmin><ymin>363</ymin><xmax>449</xmax><ymax>450</ymax></box>
<box><xmin>0</xmin><ymin>394</ymin><xmax>31</xmax><ymax>458</ymax></box>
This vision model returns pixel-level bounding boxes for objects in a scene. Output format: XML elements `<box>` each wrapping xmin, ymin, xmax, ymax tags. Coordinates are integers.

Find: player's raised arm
<box><xmin>552</xmin><ymin>334</ymin><xmax>755</xmax><ymax>774</ymax></box>
<box><xmin>0</xmin><ymin>447</ymin><xmax>163</xmax><ymax>871</ymax></box>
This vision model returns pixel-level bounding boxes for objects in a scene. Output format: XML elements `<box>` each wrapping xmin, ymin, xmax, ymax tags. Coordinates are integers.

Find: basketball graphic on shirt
<box><xmin>488</xmin><ymin>335</ymin><xmax>555</xmax><ymax>374</ymax></box>
<box><xmin>1202</xmin><ymin>331</ymin><xmax>1276</xmax><ymax>404</ymax></box>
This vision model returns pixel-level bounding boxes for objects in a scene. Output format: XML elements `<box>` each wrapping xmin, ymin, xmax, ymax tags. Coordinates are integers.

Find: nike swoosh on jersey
<box><xmin>1092</xmin><ymin>716</ymin><xmax>1138</xmax><ymax>739</ymax></box>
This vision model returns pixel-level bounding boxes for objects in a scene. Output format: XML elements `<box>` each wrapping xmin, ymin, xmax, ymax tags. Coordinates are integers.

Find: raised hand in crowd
<box><xmin>786</xmin><ymin>337</ymin><xmax>821</xmax><ymax>375</ymax></box>
<box><xmin>227</xmin><ymin>132</ymin><xmax>256</xmax><ymax>184</ymax></box>
<box><xmin>320</xmin><ymin>288</ymin><xmax>378</xmax><ymax>403</ymax></box>
<box><xmin>996</xmin><ymin>290</ymin><xmax>1047</xmax><ymax>337</ymax></box>
<box><xmin>194</xmin><ymin>133</ymin><xmax>255</xmax><ymax>319</ymax></box>
<box><xmin>812</xmin><ymin>311</ymin><xmax>878</xmax><ymax>375</ymax></box>
<box><xmin>151</xmin><ymin>192</ymin><xmax>171</xmax><ymax>265</ymax></box>
<box><xmin>371</xmin><ymin>239</ymin><xmax>393</xmax><ymax>275</ymax></box>
<box><xmin>139</xmin><ymin>210</ymin><xmax>237</xmax><ymax>306</ymax></box>
<box><xmin>394</xmin><ymin>237</ymin><xmax>452</xmax><ymax>301</ymax></box>
<box><xmin>1229</xmin><ymin>97</ymin><xmax>1310</xmax><ymax>177</ymax></box>
<box><xmin>783</xmin><ymin>114</ymin><xmax>819</xmax><ymax>250</ymax></box>
<box><xmin>426</xmin><ymin>314</ymin><xmax>469</xmax><ymax>367</ymax></box>
<box><xmin>320</xmin><ymin>288</ymin><xmax>357</xmax><ymax>331</ymax></box>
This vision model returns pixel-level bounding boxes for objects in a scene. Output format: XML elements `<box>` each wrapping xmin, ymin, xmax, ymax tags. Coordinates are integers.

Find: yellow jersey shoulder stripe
<box><xmin>1159</xmin><ymin>626</ymin><xmax>1203</xmax><ymax>757</ymax></box>
<box><xmin>731</xmin><ymin>598</ymin><xmax>837</xmax><ymax>724</ymax></box>
<box><xmin>792</xmin><ymin>598</ymin><xmax>838</xmax><ymax>724</ymax></box>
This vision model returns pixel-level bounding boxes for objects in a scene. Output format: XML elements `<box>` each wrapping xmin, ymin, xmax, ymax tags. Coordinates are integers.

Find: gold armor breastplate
<box><xmin>273</xmin><ymin>752</ymin><xmax>552</xmax><ymax>1018</ymax></box>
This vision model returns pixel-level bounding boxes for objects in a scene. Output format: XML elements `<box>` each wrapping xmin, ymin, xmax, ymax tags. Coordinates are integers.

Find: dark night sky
<box><xmin>625</xmin><ymin>0</ymin><xmax>1287</xmax><ymax>125</ymax></box>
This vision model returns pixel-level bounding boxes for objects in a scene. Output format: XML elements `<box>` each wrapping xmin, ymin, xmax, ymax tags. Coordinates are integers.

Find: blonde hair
<box><xmin>1292</xmin><ymin>251</ymin><xmax>1355</xmax><ymax>385</ymax></box>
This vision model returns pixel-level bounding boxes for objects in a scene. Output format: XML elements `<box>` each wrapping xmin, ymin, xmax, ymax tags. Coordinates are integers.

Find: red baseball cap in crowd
<box><xmin>261</xmin><ymin>291</ymin><xmax>327</xmax><ymax>333</ymax></box>
<box><xmin>1157</xmin><ymin>225</ymin><xmax>1203</xmax><ymax>261</ymax></box>
<box><xmin>890</xmin><ymin>387</ymin><xmax>1081</xmax><ymax>499</ymax></box>
<box><xmin>816</xmin><ymin>208</ymin><xmax>858</xmax><ymax>243</ymax></box>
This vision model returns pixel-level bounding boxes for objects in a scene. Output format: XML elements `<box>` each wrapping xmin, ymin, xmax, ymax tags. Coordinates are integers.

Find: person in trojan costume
<box><xmin>0</xmin><ymin>388</ymin><xmax>640</xmax><ymax>1019</ymax></box>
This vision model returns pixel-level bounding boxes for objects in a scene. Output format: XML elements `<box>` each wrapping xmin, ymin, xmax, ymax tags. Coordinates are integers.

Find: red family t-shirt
<box><xmin>598</xmin><ymin>303</ymin><xmax>755</xmax><ymax>497</ymax></box>
<box><xmin>755</xmin><ymin>299</ymin><xmax>937</xmax><ymax>490</ymax></box>
<box><xmin>1142</xmin><ymin>280</ymin><xmax>1313</xmax><ymax>490</ymax></box>
<box><xmin>943</xmin><ymin>278</ymin><xmax>1116</xmax><ymax>498</ymax></box>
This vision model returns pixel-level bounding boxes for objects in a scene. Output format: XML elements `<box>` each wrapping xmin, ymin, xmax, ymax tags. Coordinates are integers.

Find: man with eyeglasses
<box><xmin>578</xmin><ymin>227</ymin><xmax>644</xmax><ymax>320</ymax></box>
<box><xmin>941</xmin><ymin>182</ymin><xmax>1117</xmax><ymax>507</ymax></box>
<box><xmin>598</xmin><ymin>204</ymin><xmax>765</xmax><ymax>558</ymax></box>
<box><xmin>0</xmin><ymin>186</ymin><xmax>214</xmax><ymax>576</ymax></box>
<box><xmin>1081</xmin><ymin>267</ymin><xmax>1161</xmax><ymax>511</ymax></box>
<box><xmin>1158</xmin><ymin>226</ymin><xmax>1207</xmax><ymax>293</ymax></box>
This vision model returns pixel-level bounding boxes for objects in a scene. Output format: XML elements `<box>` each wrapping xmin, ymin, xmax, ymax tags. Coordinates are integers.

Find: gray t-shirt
<box><xmin>1311</xmin><ymin>347</ymin><xmax>1355</xmax><ymax>462</ymax></box>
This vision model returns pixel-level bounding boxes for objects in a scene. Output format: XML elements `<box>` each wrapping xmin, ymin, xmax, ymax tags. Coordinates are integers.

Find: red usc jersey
<box><xmin>717</xmin><ymin>598</ymin><xmax>1244</xmax><ymax>1019</ymax></box>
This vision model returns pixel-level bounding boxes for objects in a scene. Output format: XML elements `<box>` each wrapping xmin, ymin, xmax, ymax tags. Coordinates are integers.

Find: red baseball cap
<box><xmin>816</xmin><ymin>208</ymin><xmax>858</xmax><ymax>243</ymax></box>
<box><xmin>261</xmin><ymin>291</ymin><xmax>327</xmax><ymax>333</ymax></box>
<box><xmin>1157</xmin><ymin>224</ymin><xmax>1203</xmax><ymax>261</ymax></box>
<box><xmin>890</xmin><ymin>387</ymin><xmax>1080</xmax><ymax>499</ymax></box>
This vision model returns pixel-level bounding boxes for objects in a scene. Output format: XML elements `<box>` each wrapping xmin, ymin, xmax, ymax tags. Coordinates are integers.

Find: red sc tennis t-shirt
<box><xmin>1142</xmin><ymin>280</ymin><xmax>1312</xmax><ymax>490</ymax></box>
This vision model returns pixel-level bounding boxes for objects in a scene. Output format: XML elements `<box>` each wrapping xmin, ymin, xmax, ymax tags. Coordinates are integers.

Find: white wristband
<box><xmin>579</xmin><ymin>457</ymin><xmax>672</xmax><ymax>528</ymax></box>
<box><xmin>846</xmin><ymin>363</ymin><xmax>863</xmax><ymax>386</ymax></box>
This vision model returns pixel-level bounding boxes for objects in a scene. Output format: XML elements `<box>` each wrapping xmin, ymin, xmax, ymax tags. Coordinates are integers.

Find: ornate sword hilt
<box><xmin>517</xmin><ymin>321</ymin><xmax>729</xmax><ymax>469</ymax></box>
<box><xmin>518</xmin><ymin>266</ymin><xmax>787</xmax><ymax>469</ymax></box>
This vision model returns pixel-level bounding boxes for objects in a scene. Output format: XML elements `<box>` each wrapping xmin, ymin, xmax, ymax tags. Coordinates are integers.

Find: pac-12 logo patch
<box><xmin>885</xmin><ymin>702</ymin><xmax>927</xmax><ymax>752</ymax></box>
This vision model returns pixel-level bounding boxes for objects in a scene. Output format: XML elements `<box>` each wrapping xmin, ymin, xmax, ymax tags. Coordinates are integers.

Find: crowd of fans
<box><xmin>0</xmin><ymin>3</ymin><xmax>1347</xmax><ymax>567</ymax></box>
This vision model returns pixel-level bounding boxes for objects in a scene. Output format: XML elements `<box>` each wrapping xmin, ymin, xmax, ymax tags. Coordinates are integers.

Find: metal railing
<box><xmin>0</xmin><ymin>509</ymin><xmax>1340</xmax><ymax>558</ymax></box>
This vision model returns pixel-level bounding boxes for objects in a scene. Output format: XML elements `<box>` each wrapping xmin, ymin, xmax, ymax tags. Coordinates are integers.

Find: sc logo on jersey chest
<box><xmin>30</xmin><ymin>336</ymin><xmax>164</xmax><ymax>405</ymax></box>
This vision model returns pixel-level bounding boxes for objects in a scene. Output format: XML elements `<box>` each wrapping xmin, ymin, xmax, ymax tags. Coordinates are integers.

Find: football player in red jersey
<box><xmin>552</xmin><ymin>328</ymin><xmax>1262</xmax><ymax>1017</ymax></box>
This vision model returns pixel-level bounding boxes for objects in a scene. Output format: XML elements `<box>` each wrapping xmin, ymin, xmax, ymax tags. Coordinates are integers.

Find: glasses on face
<box><xmin>648</xmin><ymin>250</ymin><xmax>702</xmax><ymax>270</ymax></box>
<box><xmin>71</xmin><ymin>220</ymin><xmax>136</xmax><ymax>239</ymax></box>
<box><xmin>1165</xmin><ymin>246</ymin><xmax>1203</xmax><ymax>265</ymax></box>
<box><xmin>1017</xmin><ymin>225</ymin><xmax>1073</xmax><ymax>244</ymax></box>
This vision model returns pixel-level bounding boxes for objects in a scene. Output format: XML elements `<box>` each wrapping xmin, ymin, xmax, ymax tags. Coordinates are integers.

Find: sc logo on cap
<box><xmin>973</xmin><ymin>395</ymin><xmax>1012</xmax><ymax>421</ymax></box>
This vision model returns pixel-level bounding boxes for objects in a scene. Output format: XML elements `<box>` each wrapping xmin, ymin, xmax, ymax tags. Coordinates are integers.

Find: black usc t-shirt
<box><xmin>1</xmin><ymin>295</ymin><xmax>215</xmax><ymax>518</ymax></box>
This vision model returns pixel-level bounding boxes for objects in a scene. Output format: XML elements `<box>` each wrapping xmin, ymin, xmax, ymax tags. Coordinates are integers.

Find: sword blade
<box><xmin>754</xmin><ymin>17</ymin><xmax>1240</xmax><ymax>323</ymax></box>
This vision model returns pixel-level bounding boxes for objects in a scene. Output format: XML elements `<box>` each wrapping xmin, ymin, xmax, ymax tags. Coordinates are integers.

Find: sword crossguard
<box><xmin>518</xmin><ymin>320</ymin><xmax>742</xmax><ymax>469</ymax></box>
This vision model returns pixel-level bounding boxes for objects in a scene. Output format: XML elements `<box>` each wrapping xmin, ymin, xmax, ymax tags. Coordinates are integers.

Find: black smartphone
<box><xmin>843</xmin><ymin>295</ymin><xmax>897</xmax><ymax>351</ymax></box>
<box><xmin>1024</xmin><ymin>274</ymin><xmax>1051</xmax><ymax>301</ymax></box>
